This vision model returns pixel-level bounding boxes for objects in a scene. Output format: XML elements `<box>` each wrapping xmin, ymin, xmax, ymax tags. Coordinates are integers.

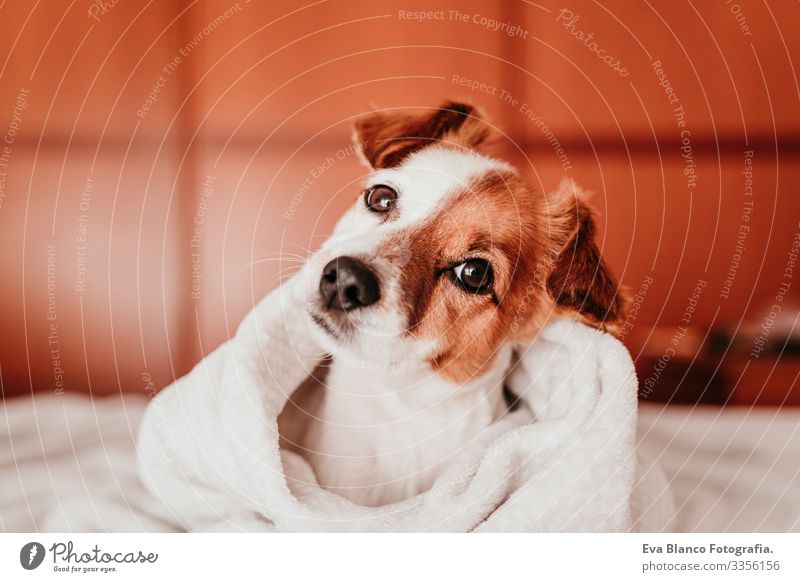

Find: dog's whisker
<box><xmin>283</xmin><ymin>241</ymin><xmax>321</xmax><ymax>255</ymax></box>
<box><xmin>252</xmin><ymin>251</ymin><xmax>308</xmax><ymax>261</ymax></box>
<box><xmin>234</xmin><ymin>258</ymin><xmax>306</xmax><ymax>279</ymax></box>
<box><xmin>273</xmin><ymin>266</ymin><xmax>302</xmax><ymax>280</ymax></box>
<box><xmin>247</xmin><ymin>257</ymin><xmax>305</xmax><ymax>266</ymax></box>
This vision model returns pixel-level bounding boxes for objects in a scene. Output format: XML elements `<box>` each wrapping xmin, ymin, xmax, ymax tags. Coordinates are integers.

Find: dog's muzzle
<box><xmin>319</xmin><ymin>256</ymin><xmax>380</xmax><ymax>311</ymax></box>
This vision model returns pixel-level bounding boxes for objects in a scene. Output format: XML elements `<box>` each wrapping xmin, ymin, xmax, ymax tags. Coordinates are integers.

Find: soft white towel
<box><xmin>137</xmin><ymin>273</ymin><xmax>673</xmax><ymax>532</ymax></box>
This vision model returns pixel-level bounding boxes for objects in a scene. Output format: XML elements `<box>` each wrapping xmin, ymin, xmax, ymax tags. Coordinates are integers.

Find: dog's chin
<box><xmin>306</xmin><ymin>308</ymin><xmax>347</xmax><ymax>348</ymax></box>
<box><xmin>305</xmin><ymin>308</ymin><xmax>426</xmax><ymax>372</ymax></box>
<box><xmin>306</xmin><ymin>308</ymin><xmax>372</xmax><ymax>363</ymax></box>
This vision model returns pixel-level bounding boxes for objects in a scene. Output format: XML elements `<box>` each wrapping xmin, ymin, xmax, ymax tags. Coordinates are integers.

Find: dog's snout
<box><xmin>319</xmin><ymin>256</ymin><xmax>380</xmax><ymax>311</ymax></box>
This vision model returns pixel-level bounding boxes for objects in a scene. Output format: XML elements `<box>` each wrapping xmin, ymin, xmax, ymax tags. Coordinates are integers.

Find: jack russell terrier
<box><xmin>278</xmin><ymin>101</ymin><xmax>626</xmax><ymax>507</ymax></box>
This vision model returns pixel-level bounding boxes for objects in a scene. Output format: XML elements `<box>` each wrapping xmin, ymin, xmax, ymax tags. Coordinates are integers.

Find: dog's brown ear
<box><xmin>353</xmin><ymin>101</ymin><xmax>492</xmax><ymax>169</ymax></box>
<box><xmin>544</xmin><ymin>181</ymin><xmax>626</xmax><ymax>333</ymax></box>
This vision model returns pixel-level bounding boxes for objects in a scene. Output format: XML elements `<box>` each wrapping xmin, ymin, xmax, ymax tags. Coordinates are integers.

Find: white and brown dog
<box><xmin>279</xmin><ymin>101</ymin><xmax>626</xmax><ymax>507</ymax></box>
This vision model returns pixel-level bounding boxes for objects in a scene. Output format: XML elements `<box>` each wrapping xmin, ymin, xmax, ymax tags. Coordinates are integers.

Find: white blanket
<box><xmin>136</xmin><ymin>274</ymin><xmax>672</xmax><ymax>532</ymax></box>
<box><xmin>8</xmin><ymin>395</ymin><xmax>800</xmax><ymax>532</ymax></box>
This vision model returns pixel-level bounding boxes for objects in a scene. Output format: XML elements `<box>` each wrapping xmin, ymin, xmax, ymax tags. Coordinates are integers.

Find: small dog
<box><xmin>279</xmin><ymin>101</ymin><xmax>626</xmax><ymax>506</ymax></box>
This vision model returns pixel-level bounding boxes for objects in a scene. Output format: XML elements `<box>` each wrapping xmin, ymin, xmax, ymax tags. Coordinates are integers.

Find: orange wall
<box><xmin>0</xmin><ymin>0</ymin><xmax>798</xmax><ymax>396</ymax></box>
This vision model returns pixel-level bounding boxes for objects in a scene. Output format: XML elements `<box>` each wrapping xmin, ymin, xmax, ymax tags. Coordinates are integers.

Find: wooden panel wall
<box><xmin>0</xmin><ymin>1</ymin><xmax>797</xmax><ymax>398</ymax></box>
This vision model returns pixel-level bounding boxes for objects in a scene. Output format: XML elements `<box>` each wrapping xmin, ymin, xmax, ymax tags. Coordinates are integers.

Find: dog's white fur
<box><xmin>297</xmin><ymin>346</ymin><xmax>513</xmax><ymax>506</ymax></box>
<box><xmin>286</xmin><ymin>147</ymin><xmax>521</xmax><ymax>506</ymax></box>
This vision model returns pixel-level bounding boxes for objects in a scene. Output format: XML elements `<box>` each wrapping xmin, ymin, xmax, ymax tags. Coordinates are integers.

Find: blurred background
<box><xmin>0</xmin><ymin>0</ymin><xmax>798</xmax><ymax>405</ymax></box>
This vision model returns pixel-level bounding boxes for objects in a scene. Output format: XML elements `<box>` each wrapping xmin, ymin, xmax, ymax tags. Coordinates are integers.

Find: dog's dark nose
<box><xmin>319</xmin><ymin>256</ymin><xmax>380</xmax><ymax>311</ymax></box>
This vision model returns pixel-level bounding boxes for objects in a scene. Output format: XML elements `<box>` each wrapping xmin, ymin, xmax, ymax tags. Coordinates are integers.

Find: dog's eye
<box><xmin>453</xmin><ymin>259</ymin><xmax>493</xmax><ymax>294</ymax></box>
<box><xmin>364</xmin><ymin>185</ymin><xmax>397</xmax><ymax>213</ymax></box>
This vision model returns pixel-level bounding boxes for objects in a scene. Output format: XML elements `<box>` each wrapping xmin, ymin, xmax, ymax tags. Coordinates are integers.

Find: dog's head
<box><xmin>303</xmin><ymin>101</ymin><xmax>626</xmax><ymax>383</ymax></box>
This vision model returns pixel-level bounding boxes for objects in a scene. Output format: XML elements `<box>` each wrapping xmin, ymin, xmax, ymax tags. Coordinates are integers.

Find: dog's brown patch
<box><xmin>354</xmin><ymin>102</ymin><xmax>493</xmax><ymax>169</ymax></box>
<box><xmin>542</xmin><ymin>180</ymin><xmax>628</xmax><ymax>334</ymax></box>
<box><xmin>377</xmin><ymin>169</ymin><xmax>626</xmax><ymax>384</ymax></box>
<box><xmin>376</xmin><ymin>169</ymin><xmax>541</xmax><ymax>383</ymax></box>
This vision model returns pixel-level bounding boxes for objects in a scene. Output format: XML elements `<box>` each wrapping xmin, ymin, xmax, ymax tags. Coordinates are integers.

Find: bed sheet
<box><xmin>1</xmin><ymin>394</ymin><xmax>798</xmax><ymax>532</ymax></box>
<box><xmin>638</xmin><ymin>403</ymin><xmax>800</xmax><ymax>532</ymax></box>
